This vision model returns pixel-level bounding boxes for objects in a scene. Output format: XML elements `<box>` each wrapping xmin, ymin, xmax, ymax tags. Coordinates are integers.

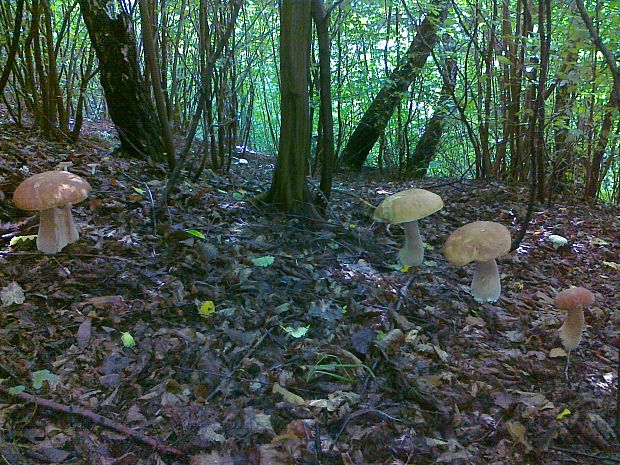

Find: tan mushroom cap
<box><xmin>554</xmin><ymin>287</ymin><xmax>594</xmax><ymax>311</ymax></box>
<box><xmin>373</xmin><ymin>188</ymin><xmax>443</xmax><ymax>224</ymax></box>
<box><xmin>443</xmin><ymin>221</ymin><xmax>511</xmax><ymax>266</ymax></box>
<box><xmin>13</xmin><ymin>171</ymin><xmax>91</xmax><ymax>211</ymax></box>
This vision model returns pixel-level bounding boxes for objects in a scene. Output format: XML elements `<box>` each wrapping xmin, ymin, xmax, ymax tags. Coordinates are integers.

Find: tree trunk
<box><xmin>339</xmin><ymin>0</ymin><xmax>448</xmax><ymax>170</ymax></box>
<box><xmin>138</xmin><ymin>0</ymin><xmax>176</xmax><ymax>169</ymax></box>
<box><xmin>260</xmin><ymin>0</ymin><xmax>315</xmax><ymax>214</ymax></box>
<box><xmin>78</xmin><ymin>0</ymin><xmax>164</xmax><ymax>161</ymax></box>
<box><xmin>0</xmin><ymin>0</ymin><xmax>24</xmax><ymax>97</ymax></box>
<box><xmin>312</xmin><ymin>0</ymin><xmax>335</xmax><ymax>207</ymax></box>
<box><xmin>406</xmin><ymin>57</ymin><xmax>457</xmax><ymax>178</ymax></box>
<box><xmin>547</xmin><ymin>13</ymin><xmax>584</xmax><ymax>198</ymax></box>
<box><xmin>585</xmin><ymin>84</ymin><xmax>618</xmax><ymax>198</ymax></box>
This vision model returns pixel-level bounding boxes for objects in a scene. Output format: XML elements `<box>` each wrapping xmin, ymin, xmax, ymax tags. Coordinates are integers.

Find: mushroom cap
<box><xmin>373</xmin><ymin>188</ymin><xmax>443</xmax><ymax>224</ymax></box>
<box><xmin>554</xmin><ymin>287</ymin><xmax>594</xmax><ymax>311</ymax></box>
<box><xmin>443</xmin><ymin>221</ymin><xmax>511</xmax><ymax>266</ymax></box>
<box><xmin>13</xmin><ymin>171</ymin><xmax>91</xmax><ymax>211</ymax></box>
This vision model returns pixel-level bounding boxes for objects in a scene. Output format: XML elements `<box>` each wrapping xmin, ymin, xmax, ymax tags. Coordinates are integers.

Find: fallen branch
<box><xmin>552</xmin><ymin>447</ymin><xmax>620</xmax><ymax>464</ymax></box>
<box><xmin>0</xmin><ymin>386</ymin><xmax>184</xmax><ymax>457</ymax></box>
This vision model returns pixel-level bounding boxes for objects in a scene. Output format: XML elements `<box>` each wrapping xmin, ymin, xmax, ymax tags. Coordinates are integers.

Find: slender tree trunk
<box><xmin>78</xmin><ymin>0</ymin><xmax>164</xmax><ymax>160</ymax></box>
<box><xmin>259</xmin><ymin>0</ymin><xmax>316</xmax><ymax>214</ymax></box>
<box><xmin>585</xmin><ymin>84</ymin><xmax>618</xmax><ymax>198</ymax></box>
<box><xmin>547</xmin><ymin>14</ymin><xmax>583</xmax><ymax>199</ymax></box>
<box><xmin>138</xmin><ymin>0</ymin><xmax>176</xmax><ymax>169</ymax></box>
<box><xmin>312</xmin><ymin>0</ymin><xmax>335</xmax><ymax>206</ymax></box>
<box><xmin>406</xmin><ymin>57</ymin><xmax>457</xmax><ymax>178</ymax></box>
<box><xmin>339</xmin><ymin>0</ymin><xmax>449</xmax><ymax>170</ymax></box>
<box><xmin>0</xmin><ymin>0</ymin><xmax>24</xmax><ymax>97</ymax></box>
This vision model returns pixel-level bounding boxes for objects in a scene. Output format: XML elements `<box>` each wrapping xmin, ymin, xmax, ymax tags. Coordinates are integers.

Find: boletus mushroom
<box><xmin>443</xmin><ymin>221</ymin><xmax>511</xmax><ymax>303</ymax></box>
<box><xmin>554</xmin><ymin>286</ymin><xmax>595</xmax><ymax>380</ymax></box>
<box><xmin>373</xmin><ymin>188</ymin><xmax>443</xmax><ymax>267</ymax></box>
<box><xmin>13</xmin><ymin>171</ymin><xmax>92</xmax><ymax>254</ymax></box>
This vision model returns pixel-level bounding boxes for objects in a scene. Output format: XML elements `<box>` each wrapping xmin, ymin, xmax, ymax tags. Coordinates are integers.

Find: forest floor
<box><xmin>0</xmin><ymin>117</ymin><xmax>618</xmax><ymax>465</ymax></box>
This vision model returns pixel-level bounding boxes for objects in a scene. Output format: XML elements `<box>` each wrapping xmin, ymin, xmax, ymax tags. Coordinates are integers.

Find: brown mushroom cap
<box><xmin>554</xmin><ymin>287</ymin><xmax>594</xmax><ymax>311</ymax></box>
<box><xmin>373</xmin><ymin>188</ymin><xmax>443</xmax><ymax>224</ymax></box>
<box><xmin>443</xmin><ymin>221</ymin><xmax>511</xmax><ymax>266</ymax></box>
<box><xmin>13</xmin><ymin>171</ymin><xmax>91</xmax><ymax>211</ymax></box>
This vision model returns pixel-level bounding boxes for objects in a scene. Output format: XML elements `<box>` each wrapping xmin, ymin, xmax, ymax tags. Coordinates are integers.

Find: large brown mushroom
<box><xmin>13</xmin><ymin>171</ymin><xmax>92</xmax><ymax>254</ymax></box>
<box><xmin>443</xmin><ymin>221</ymin><xmax>511</xmax><ymax>303</ymax></box>
<box><xmin>373</xmin><ymin>188</ymin><xmax>443</xmax><ymax>267</ymax></box>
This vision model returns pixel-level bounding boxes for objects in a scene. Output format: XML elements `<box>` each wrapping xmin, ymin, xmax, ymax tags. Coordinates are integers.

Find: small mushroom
<box><xmin>373</xmin><ymin>188</ymin><xmax>443</xmax><ymax>267</ymax></box>
<box><xmin>554</xmin><ymin>286</ymin><xmax>594</xmax><ymax>379</ymax></box>
<box><xmin>443</xmin><ymin>221</ymin><xmax>511</xmax><ymax>303</ymax></box>
<box><xmin>13</xmin><ymin>171</ymin><xmax>92</xmax><ymax>254</ymax></box>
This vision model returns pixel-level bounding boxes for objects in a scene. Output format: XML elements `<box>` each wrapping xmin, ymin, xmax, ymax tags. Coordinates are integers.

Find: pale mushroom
<box><xmin>443</xmin><ymin>221</ymin><xmax>511</xmax><ymax>303</ymax></box>
<box><xmin>13</xmin><ymin>171</ymin><xmax>92</xmax><ymax>254</ymax></box>
<box><xmin>373</xmin><ymin>188</ymin><xmax>444</xmax><ymax>267</ymax></box>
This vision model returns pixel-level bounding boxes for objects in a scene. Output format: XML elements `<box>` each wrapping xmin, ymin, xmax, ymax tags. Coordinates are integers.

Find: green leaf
<box><xmin>132</xmin><ymin>186</ymin><xmax>145</xmax><ymax>195</ymax></box>
<box><xmin>556</xmin><ymin>408</ymin><xmax>571</xmax><ymax>420</ymax></box>
<box><xmin>199</xmin><ymin>300</ymin><xmax>216</xmax><ymax>317</ymax></box>
<box><xmin>10</xmin><ymin>235</ymin><xmax>37</xmax><ymax>246</ymax></box>
<box><xmin>251</xmin><ymin>256</ymin><xmax>275</xmax><ymax>267</ymax></box>
<box><xmin>31</xmin><ymin>370</ymin><xmax>58</xmax><ymax>390</ymax></box>
<box><xmin>121</xmin><ymin>332</ymin><xmax>136</xmax><ymax>348</ymax></box>
<box><xmin>8</xmin><ymin>385</ymin><xmax>26</xmax><ymax>395</ymax></box>
<box><xmin>281</xmin><ymin>325</ymin><xmax>309</xmax><ymax>338</ymax></box>
<box><xmin>232</xmin><ymin>192</ymin><xmax>245</xmax><ymax>200</ymax></box>
<box><xmin>187</xmin><ymin>229</ymin><xmax>205</xmax><ymax>239</ymax></box>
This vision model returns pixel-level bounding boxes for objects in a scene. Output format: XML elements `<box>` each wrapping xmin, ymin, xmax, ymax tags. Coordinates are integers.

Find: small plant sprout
<box><xmin>373</xmin><ymin>188</ymin><xmax>444</xmax><ymax>267</ymax></box>
<box><xmin>554</xmin><ymin>286</ymin><xmax>595</xmax><ymax>380</ymax></box>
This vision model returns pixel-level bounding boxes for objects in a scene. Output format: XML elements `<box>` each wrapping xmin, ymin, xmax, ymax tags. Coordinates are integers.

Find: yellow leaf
<box><xmin>199</xmin><ymin>300</ymin><xmax>216</xmax><ymax>317</ymax></box>
<box><xmin>400</xmin><ymin>264</ymin><xmax>410</xmax><ymax>272</ymax></box>
<box><xmin>556</xmin><ymin>408</ymin><xmax>571</xmax><ymax>420</ymax></box>
<box><xmin>272</xmin><ymin>383</ymin><xmax>305</xmax><ymax>405</ymax></box>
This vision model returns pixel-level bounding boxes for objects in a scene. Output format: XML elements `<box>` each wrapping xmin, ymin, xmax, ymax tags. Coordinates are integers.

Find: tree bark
<box><xmin>312</xmin><ymin>0</ymin><xmax>335</xmax><ymax>207</ymax></box>
<box><xmin>260</xmin><ymin>0</ymin><xmax>316</xmax><ymax>214</ymax></box>
<box><xmin>406</xmin><ymin>57</ymin><xmax>457</xmax><ymax>178</ymax></box>
<box><xmin>0</xmin><ymin>0</ymin><xmax>24</xmax><ymax>97</ymax></box>
<box><xmin>78</xmin><ymin>0</ymin><xmax>164</xmax><ymax>160</ymax></box>
<box><xmin>138</xmin><ymin>0</ymin><xmax>176</xmax><ymax>169</ymax></box>
<box><xmin>339</xmin><ymin>0</ymin><xmax>448</xmax><ymax>171</ymax></box>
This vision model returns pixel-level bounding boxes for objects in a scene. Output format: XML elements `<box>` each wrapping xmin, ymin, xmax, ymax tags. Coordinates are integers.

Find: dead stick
<box><xmin>0</xmin><ymin>386</ymin><xmax>184</xmax><ymax>457</ymax></box>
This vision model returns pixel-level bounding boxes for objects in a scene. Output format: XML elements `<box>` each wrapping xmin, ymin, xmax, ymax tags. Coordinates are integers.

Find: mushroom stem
<box><xmin>37</xmin><ymin>205</ymin><xmax>79</xmax><ymax>254</ymax></box>
<box><xmin>559</xmin><ymin>308</ymin><xmax>585</xmax><ymax>352</ymax></box>
<box><xmin>471</xmin><ymin>258</ymin><xmax>501</xmax><ymax>303</ymax></box>
<box><xmin>398</xmin><ymin>220</ymin><xmax>424</xmax><ymax>266</ymax></box>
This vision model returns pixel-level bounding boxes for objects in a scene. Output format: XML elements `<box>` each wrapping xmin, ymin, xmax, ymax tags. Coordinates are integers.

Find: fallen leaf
<box><xmin>1</xmin><ymin>281</ymin><xmax>25</xmax><ymax>306</ymax></box>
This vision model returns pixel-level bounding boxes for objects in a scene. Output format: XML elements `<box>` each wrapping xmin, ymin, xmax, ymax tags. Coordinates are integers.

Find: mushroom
<box><xmin>13</xmin><ymin>171</ymin><xmax>92</xmax><ymax>254</ymax></box>
<box><xmin>373</xmin><ymin>188</ymin><xmax>443</xmax><ymax>266</ymax></box>
<box><xmin>443</xmin><ymin>221</ymin><xmax>511</xmax><ymax>303</ymax></box>
<box><xmin>554</xmin><ymin>286</ymin><xmax>594</xmax><ymax>379</ymax></box>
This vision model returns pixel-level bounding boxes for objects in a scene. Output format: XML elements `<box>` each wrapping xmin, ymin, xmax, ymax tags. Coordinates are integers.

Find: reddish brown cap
<box><xmin>13</xmin><ymin>171</ymin><xmax>91</xmax><ymax>211</ymax></box>
<box><xmin>443</xmin><ymin>221</ymin><xmax>511</xmax><ymax>266</ymax></box>
<box><xmin>554</xmin><ymin>287</ymin><xmax>594</xmax><ymax>311</ymax></box>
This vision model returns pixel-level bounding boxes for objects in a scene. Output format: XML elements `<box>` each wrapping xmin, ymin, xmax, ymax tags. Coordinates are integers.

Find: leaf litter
<box><xmin>0</xmin><ymin>120</ymin><xmax>618</xmax><ymax>464</ymax></box>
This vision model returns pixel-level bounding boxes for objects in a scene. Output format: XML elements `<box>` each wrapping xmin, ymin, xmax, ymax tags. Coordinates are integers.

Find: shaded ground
<box><xmin>0</xmin><ymin>121</ymin><xmax>618</xmax><ymax>464</ymax></box>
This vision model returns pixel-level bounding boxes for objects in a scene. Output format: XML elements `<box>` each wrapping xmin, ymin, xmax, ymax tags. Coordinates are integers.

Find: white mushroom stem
<box><xmin>559</xmin><ymin>307</ymin><xmax>584</xmax><ymax>352</ymax></box>
<box><xmin>471</xmin><ymin>259</ymin><xmax>501</xmax><ymax>303</ymax></box>
<box><xmin>37</xmin><ymin>204</ymin><xmax>79</xmax><ymax>254</ymax></box>
<box><xmin>397</xmin><ymin>220</ymin><xmax>425</xmax><ymax>267</ymax></box>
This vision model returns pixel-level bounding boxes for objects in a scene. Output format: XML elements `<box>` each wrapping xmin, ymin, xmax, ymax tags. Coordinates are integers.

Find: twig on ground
<box><xmin>551</xmin><ymin>447</ymin><xmax>620</xmax><ymax>463</ymax></box>
<box><xmin>0</xmin><ymin>251</ymin><xmax>135</xmax><ymax>261</ymax></box>
<box><xmin>0</xmin><ymin>386</ymin><xmax>184</xmax><ymax>457</ymax></box>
